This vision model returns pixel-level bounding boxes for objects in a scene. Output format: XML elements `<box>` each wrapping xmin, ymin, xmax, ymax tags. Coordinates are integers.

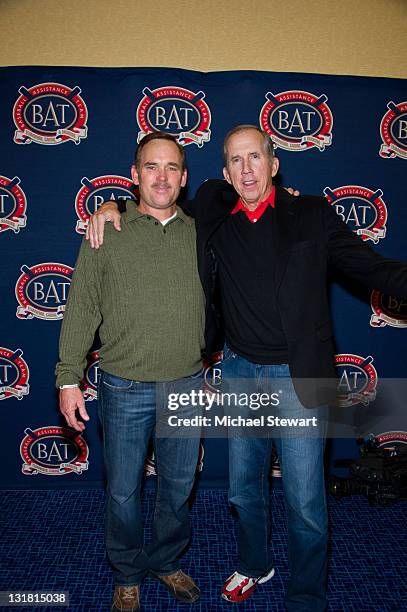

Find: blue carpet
<box><xmin>0</xmin><ymin>488</ymin><xmax>406</xmax><ymax>611</ymax></box>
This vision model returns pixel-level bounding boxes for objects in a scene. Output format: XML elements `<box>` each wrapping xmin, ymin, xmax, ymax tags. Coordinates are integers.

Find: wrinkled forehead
<box><xmin>139</xmin><ymin>139</ymin><xmax>183</xmax><ymax>166</ymax></box>
<box><xmin>225</xmin><ymin>129</ymin><xmax>265</xmax><ymax>159</ymax></box>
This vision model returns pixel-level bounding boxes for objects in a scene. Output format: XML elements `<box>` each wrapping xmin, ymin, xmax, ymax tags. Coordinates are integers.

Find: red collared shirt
<box><xmin>231</xmin><ymin>187</ymin><xmax>276</xmax><ymax>223</ymax></box>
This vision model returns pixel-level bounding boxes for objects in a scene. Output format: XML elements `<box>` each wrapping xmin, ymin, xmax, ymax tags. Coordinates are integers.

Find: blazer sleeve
<box><xmin>179</xmin><ymin>198</ymin><xmax>197</xmax><ymax>218</ymax></box>
<box><xmin>323</xmin><ymin>200</ymin><xmax>407</xmax><ymax>297</ymax></box>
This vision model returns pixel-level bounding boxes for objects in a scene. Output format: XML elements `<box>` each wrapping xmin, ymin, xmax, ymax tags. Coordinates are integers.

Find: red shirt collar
<box><xmin>231</xmin><ymin>187</ymin><xmax>276</xmax><ymax>223</ymax></box>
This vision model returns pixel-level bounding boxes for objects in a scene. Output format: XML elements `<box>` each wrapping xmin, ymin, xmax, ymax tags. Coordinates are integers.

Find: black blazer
<box><xmin>182</xmin><ymin>180</ymin><xmax>407</xmax><ymax>407</ymax></box>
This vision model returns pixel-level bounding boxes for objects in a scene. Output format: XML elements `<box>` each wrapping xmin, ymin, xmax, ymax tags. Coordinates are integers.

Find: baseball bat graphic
<box><xmin>66</xmin><ymin>86</ymin><xmax>81</xmax><ymax>100</ymax></box>
<box><xmin>387</xmin><ymin>101</ymin><xmax>403</xmax><ymax>116</ymax></box>
<box><xmin>8</xmin><ymin>349</ymin><xmax>23</xmax><ymax>362</ymax></box>
<box><xmin>143</xmin><ymin>87</ymin><xmax>158</xmax><ymax>101</ymax></box>
<box><xmin>324</xmin><ymin>188</ymin><xmax>383</xmax><ymax>202</ymax></box>
<box><xmin>81</xmin><ymin>177</ymin><xmax>96</xmax><ymax>191</ymax></box>
<box><xmin>20</xmin><ymin>264</ymin><xmax>34</xmax><ymax>278</ymax></box>
<box><xmin>266</xmin><ymin>92</ymin><xmax>327</xmax><ymax>107</ymax></box>
<box><xmin>323</xmin><ymin>187</ymin><xmax>337</xmax><ymax>200</ymax></box>
<box><xmin>143</xmin><ymin>87</ymin><xmax>205</xmax><ymax>104</ymax></box>
<box><xmin>265</xmin><ymin>92</ymin><xmax>282</xmax><ymax>106</ymax></box>
<box><xmin>358</xmin><ymin>355</ymin><xmax>374</xmax><ymax>369</ymax></box>
<box><xmin>24</xmin><ymin>427</ymin><xmax>36</xmax><ymax>438</ymax></box>
<box><xmin>366</xmin><ymin>189</ymin><xmax>383</xmax><ymax>201</ymax></box>
<box><xmin>5</xmin><ymin>177</ymin><xmax>20</xmax><ymax>189</ymax></box>
<box><xmin>308</xmin><ymin>93</ymin><xmax>328</xmax><ymax>106</ymax></box>
<box><xmin>18</xmin><ymin>86</ymin><xmax>34</xmax><ymax>99</ymax></box>
<box><xmin>19</xmin><ymin>85</ymin><xmax>81</xmax><ymax>100</ymax></box>
<box><xmin>190</xmin><ymin>91</ymin><xmax>205</xmax><ymax>103</ymax></box>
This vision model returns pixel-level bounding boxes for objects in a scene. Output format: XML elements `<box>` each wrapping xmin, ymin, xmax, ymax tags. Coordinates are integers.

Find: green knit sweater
<box><xmin>56</xmin><ymin>205</ymin><xmax>205</xmax><ymax>386</ymax></box>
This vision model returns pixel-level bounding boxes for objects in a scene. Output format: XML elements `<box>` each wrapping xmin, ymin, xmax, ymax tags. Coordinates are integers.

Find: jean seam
<box><xmin>261</xmin><ymin>437</ymin><xmax>271</xmax><ymax>571</ymax></box>
<box><xmin>151</xmin><ymin>385</ymin><xmax>163</xmax><ymax>571</ymax></box>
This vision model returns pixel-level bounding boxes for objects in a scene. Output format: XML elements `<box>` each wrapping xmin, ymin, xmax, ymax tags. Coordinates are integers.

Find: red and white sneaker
<box><xmin>221</xmin><ymin>567</ymin><xmax>275</xmax><ymax>602</ymax></box>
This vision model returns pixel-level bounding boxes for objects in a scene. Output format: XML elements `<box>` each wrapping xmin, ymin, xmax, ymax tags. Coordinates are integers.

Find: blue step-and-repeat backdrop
<box><xmin>0</xmin><ymin>66</ymin><xmax>406</xmax><ymax>488</ymax></box>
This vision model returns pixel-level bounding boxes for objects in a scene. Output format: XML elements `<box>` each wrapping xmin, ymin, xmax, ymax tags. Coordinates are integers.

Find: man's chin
<box><xmin>241</xmin><ymin>194</ymin><xmax>260</xmax><ymax>208</ymax></box>
<box><xmin>150</xmin><ymin>201</ymin><xmax>175</xmax><ymax>210</ymax></box>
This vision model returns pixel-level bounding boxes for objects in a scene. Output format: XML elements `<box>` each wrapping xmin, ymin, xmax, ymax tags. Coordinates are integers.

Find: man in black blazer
<box><xmin>87</xmin><ymin>126</ymin><xmax>407</xmax><ymax>611</ymax></box>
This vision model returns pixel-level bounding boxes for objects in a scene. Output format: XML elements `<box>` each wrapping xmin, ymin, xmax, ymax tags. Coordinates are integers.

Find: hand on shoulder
<box><xmin>86</xmin><ymin>201</ymin><xmax>121</xmax><ymax>249</ymax></box>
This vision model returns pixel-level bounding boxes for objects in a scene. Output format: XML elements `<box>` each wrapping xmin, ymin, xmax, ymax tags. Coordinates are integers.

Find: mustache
<box><xmin>152</xmin><ymin>183</ymin><xmax>170</xmax><ymax>189</ymax></box>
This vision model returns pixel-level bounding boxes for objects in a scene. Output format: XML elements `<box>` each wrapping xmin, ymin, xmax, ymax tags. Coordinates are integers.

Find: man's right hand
<box><xmin>86</xmin><ymin>201</ymin><xmax>121</xmax><ymax>249</ymax></box>
<box><xmin>59</xmin><ymin>387</ymin><xmax>90</xmax><ymax>432</ymax></box>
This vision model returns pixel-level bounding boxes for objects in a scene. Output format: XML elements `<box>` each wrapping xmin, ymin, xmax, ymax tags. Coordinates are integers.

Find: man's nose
<box><xmin>242</xmin><ymin>158</ymin><xmax>252</xmax><ymax>174</ymax></box>
<box><xmin>156</xmin><ymin>167</ymin><xmax>167</xmax><ymax>180</ymax></box>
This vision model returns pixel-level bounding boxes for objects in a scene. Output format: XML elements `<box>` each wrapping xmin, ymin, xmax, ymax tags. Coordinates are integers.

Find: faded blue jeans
<box><xmin>221</xmin><ymin>346</ymin><xmax>327</xmax><ymax>612</ymax></box>
<box><xmin>98</xmin><ymin>369</ymin><xmax>202</xmax><ymax>586</ymax></box>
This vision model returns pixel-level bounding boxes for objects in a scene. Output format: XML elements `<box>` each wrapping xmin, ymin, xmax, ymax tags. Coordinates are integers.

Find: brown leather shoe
<box><xmin>154</xmin><ymin>569</ymin><xmax>200</xmax><ymax>603</ymax></box>
<box><xmin>111</xmin><ymin>585</ymin><xmax>140</xmax><ymax>611</ymax></box>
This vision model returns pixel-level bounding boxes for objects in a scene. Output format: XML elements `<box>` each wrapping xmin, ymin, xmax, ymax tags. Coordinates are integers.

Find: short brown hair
<box><xmin>223</xmin><ymin>124</ymin><xmax>275</xmax><ymax>165</ymax></box>
<box><xmin>134</xmin><ymin>131</ymin><xmax>186</xmax><ymax>171</ymax></box>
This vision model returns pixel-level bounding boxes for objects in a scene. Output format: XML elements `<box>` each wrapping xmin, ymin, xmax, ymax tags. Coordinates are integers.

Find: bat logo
<box><xmin>15</xmin><ymin>263</ymin><xmax>74</xmax><ymax>320</ymax></box>
<box><xmin>379</xmin><ymin>100</ymin><xmax>407</xmax><ymax>159</ymax></box>
<box><xmin>75</xmin><ymin>175</ymin><xmax>136</xmax><ymax>234</ymax></box>
<box><xmin>259</xmin><ymin>90</ymin><xmax>333</xmax><ymax>152</ymax></box>
<box><xmin>0</xmin><ymin>175</ymin><xmax>27</xmax><ymax>234</ymax></box>
<box><xmin>0</xmin><ymin>347</ymin><xmax>30</xmax><ymax>401</ymax></box>
<box><xmin>20</xmin><ymin>426</ymin><xmax>89</xmax><ymax>475</ymax></box>
<box><xmin>375</xmin><ymin>431</ymin><xmax>407</xmax><ymax>446</ymax></box>
<box><xmin>82</xmin><ymin>351</ymin><xmax>100</xmax><ymax>401</ymax></box>
<box><xmin>335</xmin><ymin>354</ymin><xmax>378</xmax><ymax>408</ymax></box>
<box><xmin>145</xmin><ymin>442</ymin><xmax>205</xmax><ymax>476</ymax></box>
<box><xmin>324</xmin><ymin>185</ymin><xmax>387</xmax><ymax>243</ymax></box>
<box><xmin>137</xmin><ymin>86</ymin><xmax>211</xmax><ymax>147</ymax></box>
<box><xmin>13</xmin><ymin>82</ymin><xmax>88</xmax><ymax>145</ymax></box>
<box><xmin>370</xmin><ymin>291</ymin><xmax>407</xmax><ymax>328</ymax></box>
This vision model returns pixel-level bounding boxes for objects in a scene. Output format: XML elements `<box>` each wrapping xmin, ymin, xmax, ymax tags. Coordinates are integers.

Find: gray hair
<box><xmin>223</xmin><ymin>124</ymin><xmax>275</xmax><ymax>165</ymax></box>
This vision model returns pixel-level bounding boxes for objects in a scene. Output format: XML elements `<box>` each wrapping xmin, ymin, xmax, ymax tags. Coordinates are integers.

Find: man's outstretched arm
<box><xmin>85</xmin><ymin>195</ymin><xmax>197</xmax><ymax>249</ymax></box>
<box><xmin>323</xmin><ymin>199</ymin><xmax>407</xmax><ymax>296</ymax></box>
<box><xmin>86</xmin><ymin>184</ymin><xmax>300</xmax><ymax>249</ymax></box>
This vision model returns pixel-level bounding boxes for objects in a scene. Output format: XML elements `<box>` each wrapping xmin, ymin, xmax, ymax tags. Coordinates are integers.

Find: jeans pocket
<box><xmin>102</xmin><ymin>371</ymin><xmax>133</xmax><ymax>390</ymax></box>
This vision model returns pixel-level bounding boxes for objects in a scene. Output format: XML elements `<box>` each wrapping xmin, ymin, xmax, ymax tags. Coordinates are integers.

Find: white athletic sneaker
<box><xmin>221</xmin><ymin>567</ymin><xmax>275</xmax><ymax>602</ymax></box>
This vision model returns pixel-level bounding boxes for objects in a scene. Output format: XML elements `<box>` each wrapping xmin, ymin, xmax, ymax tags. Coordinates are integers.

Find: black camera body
<box><xmin>328</xmin><ymin>435</ymin><xmax>407</xmax><ymax>506</ymax></box>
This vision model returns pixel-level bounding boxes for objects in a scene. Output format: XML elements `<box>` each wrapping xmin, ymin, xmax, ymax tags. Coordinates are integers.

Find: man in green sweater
<box><xmin>56</xmin><ymin>132</ymin><xmax>204</xmax><ymax>612</ymax></box>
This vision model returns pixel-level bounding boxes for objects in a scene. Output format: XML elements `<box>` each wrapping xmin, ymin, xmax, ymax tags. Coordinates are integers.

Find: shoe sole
<box><xmin>258</xmin><ymin>567</ymin><xmax>275</xmax><ymax>584</ymax></box>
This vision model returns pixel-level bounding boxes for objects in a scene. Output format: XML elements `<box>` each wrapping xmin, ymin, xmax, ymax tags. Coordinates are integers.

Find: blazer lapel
<box><xmin>203</xmin><ymin>183</ymin><xmax>237</xmax><ymax>244</ymax></box>
<box><xmin>272</xmin><ymin>186</ymin><xmax>299</xmax><ymax>294</ymax></box>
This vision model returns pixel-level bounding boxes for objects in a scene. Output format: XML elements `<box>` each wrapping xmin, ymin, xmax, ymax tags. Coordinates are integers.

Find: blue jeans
<box><xmin>221</xmin><ymin>346</ymin><xmax>327</xmax><ymax>612</ymax></box>
<box><xmin>98</xmin><ymin>370</ymin><xmax>202</xmax><ymax>586</ymax></box>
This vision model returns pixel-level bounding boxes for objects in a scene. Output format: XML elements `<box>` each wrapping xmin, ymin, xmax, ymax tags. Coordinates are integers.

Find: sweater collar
<box><xmin>125</xmin><ymin>202</ymin><xmax>193</xmax><ymax>226</ymax></box>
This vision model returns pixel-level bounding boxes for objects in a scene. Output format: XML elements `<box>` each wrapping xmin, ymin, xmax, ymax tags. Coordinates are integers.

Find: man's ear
<box><xmin>223</xmin><ymin>166</ymin><xmax>232</xmax><ymax>185</ymax></box>
<box><xmin>181</xmin><ymin>169</ymin><xmax>187</xmax><ymax>188</ymax></box>
<box><xmin>131</xmin><ymin>164</ymin><xmax>139</xmax><ymax>186</ymax></box>
<box><xmin>271</xmin><ymin>157</ymin><xmax>279</xmax><ymax>178</ymax></box>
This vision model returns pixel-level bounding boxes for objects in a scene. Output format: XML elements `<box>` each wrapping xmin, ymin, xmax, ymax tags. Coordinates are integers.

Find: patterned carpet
<box><xmin>0</xmin><ymin>487</ymin><xmax>406</xmax><ymax>611</ymax></box>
